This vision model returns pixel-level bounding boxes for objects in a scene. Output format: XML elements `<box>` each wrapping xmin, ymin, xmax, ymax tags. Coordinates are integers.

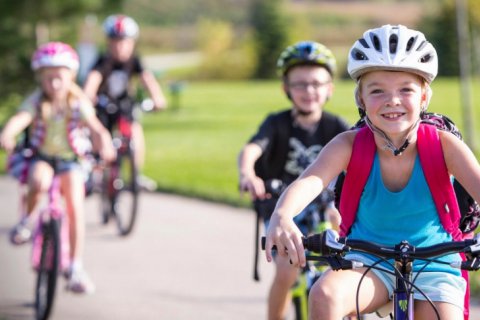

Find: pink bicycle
<box><xmin>29</xmin><ymin>174</ymin><xmax>70</xmax><ymax>320</ymax></box>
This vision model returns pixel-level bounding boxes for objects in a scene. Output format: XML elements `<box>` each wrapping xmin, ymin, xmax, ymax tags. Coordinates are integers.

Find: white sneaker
<box><xmin>66</xmin><ymin>268</ymin><xmax>96</xmax><ymax>294</ymax></box>
<box><xmin>137</xmin><ymin>174</ymin><xmax>157</xmax><ymax>192</ymax></box>
<box><xmin>9</xmin><ymin>219</ymin><xmax>32</xmax><ymax>245</ymax></box>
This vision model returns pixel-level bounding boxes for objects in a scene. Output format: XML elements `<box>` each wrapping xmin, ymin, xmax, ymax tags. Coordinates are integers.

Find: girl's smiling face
<box><xmin>39</xmin><ymin>66</ymin><xmax>75</xmax><ymax>101</ymax></box>
<box><xmin>358</xmin><ymin>70</ymin><xmax>425</xmax><ymax>137</ymax></box>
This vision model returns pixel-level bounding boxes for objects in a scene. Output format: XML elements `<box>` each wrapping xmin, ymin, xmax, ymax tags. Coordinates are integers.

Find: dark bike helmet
<box><xmin>348</xmin><ymin>24</ymin><xmax>438</xmax><ymax>83</ymax></box>
<box><xmin>277</xmin><ymin>41</ymin><xmax>337</xmax><ymax>77</ymax></box>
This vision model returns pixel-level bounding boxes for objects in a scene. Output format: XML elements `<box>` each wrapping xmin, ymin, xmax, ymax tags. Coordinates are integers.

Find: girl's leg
<box><xmin>308</xmin><ymin>268</ymin><xmax>390</xmax><ymax>320</ymax></box>
<box><xmin>10</xmin><ymin>160</ymin><xmax>53</xmax><ymax>245</ymax></box>
<box><xmin>60</xmin><ymin>167</ymin><xmax>95</xmax><ymax>294</ymax></box>
<box><xmin>26</xmin><ymin>160</ymin><xmax>54</xmax><ymax>215</ymax></box>
<box><xmin>60</xmin><ymin>168</ymin><xmax>85</xmax><ymax>263</ymax></box>
<box><xmin>414</xmin><ymin>300</ymin><xmax>463</xmax><ymax>319</ymax></box>
<box><xmin>268</xmin><ymin>254</ymin><xmax>299</xmax><ymax>320</ymax></box>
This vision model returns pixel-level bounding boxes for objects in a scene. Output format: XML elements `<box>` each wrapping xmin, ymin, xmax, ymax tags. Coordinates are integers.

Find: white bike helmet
<box><xmin>348</xmin><ymin>24</ymin><xmax>438</xmax><ymax>83</ymax></box>
<box><xmin>103</xmin><ymin>14</ymin><xmax>139</xmax><ymax>39</ymax></box>
<box><xmin>31</xmin><ymin>42</ymin><xmax>79</xmax><ymax>72</ymax></box>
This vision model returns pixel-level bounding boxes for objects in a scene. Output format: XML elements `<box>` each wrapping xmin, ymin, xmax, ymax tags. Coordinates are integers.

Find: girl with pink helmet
<box><xmin>0</xmin><ymin>41</ymin><xmax>115</xmax><ymax>294</ymax></box>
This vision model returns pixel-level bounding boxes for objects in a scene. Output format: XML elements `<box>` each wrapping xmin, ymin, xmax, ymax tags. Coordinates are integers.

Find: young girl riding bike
<box><xmin>0</xmin><ymin>42</ymin><xmax>115</xmax><ymax>294</ymax></box>
<box><xmin>264</xmin><ymin>24</ymin><xmax>480</xmax><ymax>320</ymax></box>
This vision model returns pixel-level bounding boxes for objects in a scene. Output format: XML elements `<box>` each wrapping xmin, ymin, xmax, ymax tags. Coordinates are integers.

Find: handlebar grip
<box><xmin>303</xmin><ymin>233</ymin><xmax>324</xmax><ymax>254</ymax></box>
<box><xmin>261</xmin><ymin>236</ymin><xmax>277</xmax><ymax>251</ymax></box>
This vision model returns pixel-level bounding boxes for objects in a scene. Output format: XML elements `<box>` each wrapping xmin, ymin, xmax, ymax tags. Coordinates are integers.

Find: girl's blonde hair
<box><xmin>38</xmin><ymin>82</ymin><xmax>87</xmax><ymax>121</ymax></box>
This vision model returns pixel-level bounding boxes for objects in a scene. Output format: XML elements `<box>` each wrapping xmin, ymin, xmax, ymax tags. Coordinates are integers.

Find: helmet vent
<box><xmin>420</xmin><ymin>53</ymin><xmax>433</xmax><ymax>63</ymax></box>
<box><xmin>370</xmin><ymin>34</ymin><xmax>382</xmax><ymax>52</ymax></box>
<box><xmin>351</xmin><ymin>49</ymin><xmax>368</xmax><ymax>61</ymax></box>
<box><xmin>359</xmin><ymin>38</ymin><xmax>370</xmax><ymax>49</ymax></box>
<box><xmin>416</xmin><ymin>40</ymin><xmax>427</xmax><ymax>51</ymax></box>
<box><xmin>406</xmin><ymin>36</ymin><xmax>416</xmax><ymax>52</ymax></box>
<box><xmin>389</xmin><ymin>34</ymin><xmax>398</xmax><ymax>54</ymax></box>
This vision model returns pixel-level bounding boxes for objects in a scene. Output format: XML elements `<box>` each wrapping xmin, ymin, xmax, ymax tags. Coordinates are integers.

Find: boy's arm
<box><xmin>83</xmin><ymin>70</ymin><xmax>103</xmax><ymax>104</ymax></box>
<box><xmin>0</xmin><ymin>111</ymin><xmax>33</xmax><ymax>153</ymax></box>
<box><xmin>84</xmin><ymin>113</ymin><xmax>115</xmax><ymax>163</ymax></box>
<box><xmin>238</xmin><ymin>143</ymin><xmax>266</xmax><ymax>200</ymax></box>
<box><xmin>139</xmin><ymin>70</ymin><xmax>167</xmax><ymax>111</ymax></box>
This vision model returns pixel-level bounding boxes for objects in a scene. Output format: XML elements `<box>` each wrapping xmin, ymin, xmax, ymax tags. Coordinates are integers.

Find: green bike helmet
<box><xmin>277</xmin><ymin>41</ymin><xmax>337</xmax><ymax>77</ymax></box>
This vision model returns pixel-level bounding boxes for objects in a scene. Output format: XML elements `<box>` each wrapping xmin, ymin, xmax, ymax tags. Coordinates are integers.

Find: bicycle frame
<box><xmin>302</xmin><ymin>230</ymin><xmax>480</xmax><ymax>320</ymax></box>
<box><xmin>99</xmin><ymin>113</ymin><xmax>139</xmax><ymax>236</ymax></box>
<box><xmin>30</xmin><ymin>175</ymin><xmax>70</xmax><ymax>320</ymax></box>
<box><xmin>262</xmin><ymin>230</ymin><xmax>480</xmax><ymax>320</ymax></box>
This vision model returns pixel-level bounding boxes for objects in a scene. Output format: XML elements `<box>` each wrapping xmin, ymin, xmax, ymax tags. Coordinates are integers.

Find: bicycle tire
<box><xmin>111</xmin><ymin>148</ymin><xmax>139</xmax><ymax>236</ymax></box>
<box><xmin>35</xmin><ymin>218</ymin><xmax>60</xmax><ymax>320</ymax></box>
<box><xmin>99</xmin><ymin>166</ymin><xmax>113</xmax><ymax>225</ymax></box>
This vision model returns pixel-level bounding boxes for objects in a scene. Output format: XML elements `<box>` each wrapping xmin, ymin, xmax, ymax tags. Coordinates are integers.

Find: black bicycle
<box><xmin>264</xmin><ymin>230</ymin><xmax>480</xmax><ymax>319</ymax></box>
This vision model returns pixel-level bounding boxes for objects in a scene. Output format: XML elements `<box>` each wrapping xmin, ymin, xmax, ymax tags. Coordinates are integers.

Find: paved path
<box><xmin>0</xmin><ymin>176</ymin><xmax>479</xmax><ymax>320</ymax></box>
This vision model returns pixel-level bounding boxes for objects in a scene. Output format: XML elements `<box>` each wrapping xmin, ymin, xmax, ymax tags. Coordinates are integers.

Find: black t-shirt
<box><xmin>92</xmin><ymin>54</ymin><xmax>143</xmax><ymax>99</ymax></box>
<box><xmin>250</xmin><ymin>109</ymin><xmax>350</xmax><ymax>184</ymax></box>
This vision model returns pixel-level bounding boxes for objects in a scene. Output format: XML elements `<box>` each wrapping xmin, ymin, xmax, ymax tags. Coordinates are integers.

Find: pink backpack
<box><xmin>338</xmin><ymin>123</ymin><xmax>470</xmax><ymax>319</ymax></box>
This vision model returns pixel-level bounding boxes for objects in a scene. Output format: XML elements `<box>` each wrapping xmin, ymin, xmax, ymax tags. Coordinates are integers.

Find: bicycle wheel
<box><xmin>291</xmin><ymin>273</ymin><xmax>308</xmax><ymax>320</ymax></box>
<box><xmin>111</xmin><ymin>149</ymin><xmax>139</xmax><ymax>236</ymax></box>
<box><xmin>99</xmin><ymin>166</ymin><xmax>113</xmax><ymax>225</ymax></box>
<box><xmin>35</xmin><ymin>218</ymin><xmax>60</xmax><ymax>320</ymax></box>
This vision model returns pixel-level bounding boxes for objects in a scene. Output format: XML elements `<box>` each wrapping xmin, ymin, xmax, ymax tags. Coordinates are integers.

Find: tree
<box><xmin>425</xmin><ymin>0</ymin><xmax>480</xmax><ymax>76</ymax></box>
<box><xmin>0</xmin><ymin>0</ymin><xmax>121</xmax><ymax>101</ymax></box>
<box><xmin>250</xmin><ymin>0</ymin><xmax>288</xmax><ymax>79</ymax></box>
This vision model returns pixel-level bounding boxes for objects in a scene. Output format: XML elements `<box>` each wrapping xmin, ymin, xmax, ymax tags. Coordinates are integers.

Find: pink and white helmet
<box><xmin>103</xmin><ymin>14</ymin><xmax>139</xmax><ymax>39</ymax></box>
<box><xmin>31</xmin><ymin>42</ymin><xmax>79</xmax><ymax>71</ymax></box>
<box><xmin>348</xmin><ymin>25</ymin><xmax>438</xmax><ymax>83</ymax></box>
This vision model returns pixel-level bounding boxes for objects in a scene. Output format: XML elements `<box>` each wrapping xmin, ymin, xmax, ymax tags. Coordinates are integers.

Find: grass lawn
<box><xmin>140</xmin><ymin>78</ymin><xmax>480</xmax><ymax>207</ymax></box>
<box><xmin>1</xmin><ymin>78</ymin><xmax>479</xmax><ymax>207</ymax></box>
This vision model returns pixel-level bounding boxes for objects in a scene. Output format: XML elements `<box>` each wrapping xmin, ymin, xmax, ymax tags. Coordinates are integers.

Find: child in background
<box><xmin>0</xmin><ymin>42</ymin><xmax>115</xmax><ymax>294</ymax></box>
<box><xmin>238</xmin><ymin>41</ymin><xmax>349</xmax><ymax>320</ymax></box>
<box><xmin>264</xmin><ymin>25</ymin><xmax>480</xmax><ymax>319</ymax></box>
<box><xmin>83</xmin><ymin>14</ymin><xmax>167</xmax><ymax>191</ymax></box>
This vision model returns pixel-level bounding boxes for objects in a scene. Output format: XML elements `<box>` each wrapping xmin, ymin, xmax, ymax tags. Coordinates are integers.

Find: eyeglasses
<box><xmin>288</xmin><ymin>81</ymin><xmax>331</xmax><ymax>91</ymax></box>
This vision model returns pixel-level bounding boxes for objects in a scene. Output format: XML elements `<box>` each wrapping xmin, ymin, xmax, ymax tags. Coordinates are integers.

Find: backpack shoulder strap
<box><xmin>418</xmin><ymin>124</ymin><xmax>471</xmax><ymax>320</ymax></box>
<box><xmin>416</xmin><ymin>123</ymin><xmax>462</xmax><ymax>241</ymax></box>
<box><xmin>339</xmin><ymin>126</ymin><xmax>376</xmax><ymax>236</ymax></box>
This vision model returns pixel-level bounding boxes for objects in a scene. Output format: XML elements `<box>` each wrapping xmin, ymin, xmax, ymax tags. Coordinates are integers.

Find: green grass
<box><xmin>1</xmin><ymin>78</ymin><xmax>480</xmax><ymax>207</ymax></box>
<box><xmin>140</xmin><ymin>78</ymin><xmax>480</xmax><ymax>207</ymax></box>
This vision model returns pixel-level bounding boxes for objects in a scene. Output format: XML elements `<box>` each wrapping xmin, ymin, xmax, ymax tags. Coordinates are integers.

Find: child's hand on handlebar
<box><xmin>239</xmin><ymin>174</ymin><xmax>267</xmax><ymax>201</ymax></box>
<box><xmin>264</xmin><ymin>213</ymin><xmax>306</xmax><ymax>268</ymax></box>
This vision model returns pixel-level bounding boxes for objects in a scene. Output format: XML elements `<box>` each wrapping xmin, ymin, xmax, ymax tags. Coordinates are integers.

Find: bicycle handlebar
<box><xmin>262</xmin><ymin>230</ymin><xmax>480</xmax><ymax>271</ymax></box>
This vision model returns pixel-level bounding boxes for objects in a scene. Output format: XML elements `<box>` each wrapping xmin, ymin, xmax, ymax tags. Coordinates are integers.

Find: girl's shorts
<box><xmin>33</xmin><ymin>153</ymin><xmax>81</xmax><ymax>175</ymax></box>
<box><xmin>346</xmin><ymin>253</ymin><xmax>466</xmax><ymax>311</ymax></box>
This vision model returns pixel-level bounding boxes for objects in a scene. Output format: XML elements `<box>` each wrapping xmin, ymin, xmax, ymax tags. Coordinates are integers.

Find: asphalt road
<box><xmin>1</xmin><ymin>176</ymin><xmax>480</xmax><ymax>320</ymax></box>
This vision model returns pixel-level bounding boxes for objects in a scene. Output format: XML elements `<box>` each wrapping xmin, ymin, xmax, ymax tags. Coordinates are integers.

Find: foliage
<box><xmin>249</xmin><ymin>0</ymin><xmax>289</xmax><ymax>79</ymax></box>
<box><xmin>424</xmin><ymin>0</ymin><xmax>480</xmax><ymax>76</ymax></box>
<box><xmin>195</xmin><ymin>19</ymin><xmax>256</xmax><ymax>79</ymax></box>
<box><xmin>0</xmin><ymin>0</ymin><xmax>122</xmax><ymax>100</ymax></box>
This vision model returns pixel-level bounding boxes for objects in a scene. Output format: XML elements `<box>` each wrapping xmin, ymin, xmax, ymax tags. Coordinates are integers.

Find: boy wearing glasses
<box><xmin>237</xmin><ymin>41</ymin><xmax>349</xmax><ymax>320</ymax></box>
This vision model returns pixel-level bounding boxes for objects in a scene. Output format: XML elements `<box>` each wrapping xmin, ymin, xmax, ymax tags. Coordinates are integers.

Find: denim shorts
<box><xmin>345</xmin><ymin>253</ymin><xmax>466</xmax><ymax>311</ymax></box>
<box><xmin>33</xmin><ymin>153</ymin><xmax>81</xmax><ymax>175</ymax></box>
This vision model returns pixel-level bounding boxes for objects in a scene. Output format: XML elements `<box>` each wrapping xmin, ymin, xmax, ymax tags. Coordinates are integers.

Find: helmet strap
<box><xmin>365</xmin><ymin>117</ymin><xmax>420</xmax><ymax>156</ymax></box>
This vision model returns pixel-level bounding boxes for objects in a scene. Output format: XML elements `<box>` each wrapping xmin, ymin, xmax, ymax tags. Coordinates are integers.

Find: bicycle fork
<box><xmin>394</xmin><ymin>258</ymin><xmax>414</xmax><ymax>319</ymax></box>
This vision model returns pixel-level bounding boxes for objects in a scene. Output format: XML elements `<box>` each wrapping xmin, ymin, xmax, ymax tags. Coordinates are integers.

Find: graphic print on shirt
<box><xmin>107</xmin><ymin>70</ymin><xmax>129</xmax><ymax>98</ymax></box>
<box><xmin>285</xmin><ymin>137</ymin><xmax>322</xmax><ymax>175</ymax></box>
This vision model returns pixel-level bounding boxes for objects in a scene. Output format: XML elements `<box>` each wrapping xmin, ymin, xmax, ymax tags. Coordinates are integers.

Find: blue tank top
<box><xmin>347</xmin><ymin>153</ymin><xmax>461</xmax><ymax>275</ymax></box>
